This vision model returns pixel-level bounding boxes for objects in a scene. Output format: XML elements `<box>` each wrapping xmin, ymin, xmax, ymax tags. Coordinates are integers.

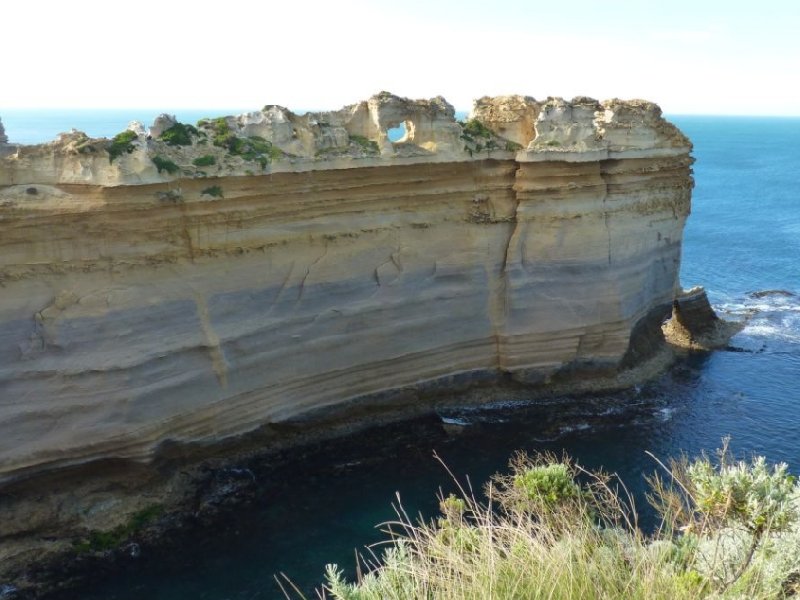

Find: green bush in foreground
<box><xmin>296</xmin><ymin>444</ymin><xmax>800</xmax><ymax>600</ymax></box>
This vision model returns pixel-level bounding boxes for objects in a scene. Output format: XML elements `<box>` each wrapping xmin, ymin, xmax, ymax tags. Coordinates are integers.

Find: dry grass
<box><xmin>281</xmin><ymin>445</ymin><xmax>800</xmax><ymax>600</ymax></box>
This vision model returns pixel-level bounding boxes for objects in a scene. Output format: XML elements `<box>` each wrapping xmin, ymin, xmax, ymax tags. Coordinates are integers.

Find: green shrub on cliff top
<box><xmin>349</xmin><ymin>134</ymin><xmax>380</xmax><ymax>154</ymax></box>
<box><xmin>192</xmin><ymin>154</ymin><xmax>216</xmax><ymax>167</ymax></box>
<box><xmin>459</xmin><ymin>118</ymin><xmax>493</xmax><ymax>141</ymax></box>
<box><xmin>160</xmin><ymin>122</ymin><xmax>199</xmax><ymax>146</ymax></box>
<box><xmin>459</xmin><ymin>119</ymin><xmax>499</xmax><ymax>157</ymax></box>
<box><xmin>196</xmin><ymin>118</ymin><xmax>281</xmax><ymax>168</ymax></box>
<box><xmin>152</xmin><ymin>155</ymin><xmax>179</xmax><ymax>174</ymax></box>
<box><xmin>107</xmin><ymin>130</ymin><xmax>138</xmax><ymax>163</ymax></box>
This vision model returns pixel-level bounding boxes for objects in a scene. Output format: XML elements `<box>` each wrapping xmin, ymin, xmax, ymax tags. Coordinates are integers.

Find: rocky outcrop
<box><xmin>0</xmin><ymin>93</ymin><xmax>698</xmax><ymax>582</ymax></box>
<box><xmin>662</xmin><ymin>287</ymin><xmax>745</xmax><ymax>349</ymax></box>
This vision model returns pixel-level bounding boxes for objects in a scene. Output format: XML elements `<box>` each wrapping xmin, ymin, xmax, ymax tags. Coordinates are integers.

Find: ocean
<box><xmin>7</xmin><ymin>113</ymin><xmax>799</xmax><ymax>599</ymax></box>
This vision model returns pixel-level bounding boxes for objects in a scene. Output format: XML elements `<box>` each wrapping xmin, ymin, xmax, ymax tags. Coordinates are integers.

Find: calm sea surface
<box><xmin>10</xmin><ymin>113</ymin><xmax>799</xmax><ymax>599</ymax></box>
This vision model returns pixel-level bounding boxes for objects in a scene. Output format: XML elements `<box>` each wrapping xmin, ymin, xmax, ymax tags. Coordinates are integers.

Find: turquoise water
<box><xmin>24</xmin><ymin>115</ymin><xmax>800</xmax><ymax>599</ymax></box>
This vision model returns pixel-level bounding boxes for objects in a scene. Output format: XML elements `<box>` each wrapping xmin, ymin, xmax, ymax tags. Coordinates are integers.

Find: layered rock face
<box><xmin>0</xmin><ymin>94</ymin><xmax>693</xmax><ymax>486</ymax></box>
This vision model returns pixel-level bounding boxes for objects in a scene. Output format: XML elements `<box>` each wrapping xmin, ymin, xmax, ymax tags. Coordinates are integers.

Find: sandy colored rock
<box><xmin>470</xmin><ymin>95</ymin><xmax>539</xmax><ymax>148</ymax></box>
<box><xmin>0</xmin><ymin>92</ymin><xmax>696</xmax><ymax>488</ymax></box>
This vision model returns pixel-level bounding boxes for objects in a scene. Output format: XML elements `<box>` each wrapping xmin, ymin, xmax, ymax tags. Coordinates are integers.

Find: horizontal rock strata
<box><xmin>0</xmin><ymin>94</ymin><xmax>693</xmax><ymax>488</ymax></box>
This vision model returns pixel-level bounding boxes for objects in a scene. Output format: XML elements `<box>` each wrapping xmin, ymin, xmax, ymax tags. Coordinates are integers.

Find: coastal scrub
<box><xmin>107</xmin><ymin>130</ymin><xmax>138</xmax><ymax>162</ymax></box>
<box><xmin>305</xmin><ymin>447</ymin><xmax>800</xmax><ymax>600</ymax></box>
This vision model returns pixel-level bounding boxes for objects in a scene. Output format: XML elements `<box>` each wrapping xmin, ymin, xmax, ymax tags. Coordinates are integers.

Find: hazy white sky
<box><xmin>3</xmin><ymin>0</ymin><xmax>799</xmax><ymax>114</ymax></box>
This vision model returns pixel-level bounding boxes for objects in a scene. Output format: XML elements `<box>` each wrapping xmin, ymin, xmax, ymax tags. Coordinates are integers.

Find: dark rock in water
<box><xmin>673</xmin><ymin>287</ymin><xmax>719</xmax><ymax>332</ymax></box>
<box><xmin>748</xmin><ymin>289</ymin><xmax>796</xmax><ymax>299</ymax></box>
<box><xmin>192</xmin><ymin>465</ymin><xmax>259</xmax><ymax>523</ymax></box>
<box><xmin>25</xmin><ymin>187</ymin><xmax>37</xmax><ymax>195</ymax></box>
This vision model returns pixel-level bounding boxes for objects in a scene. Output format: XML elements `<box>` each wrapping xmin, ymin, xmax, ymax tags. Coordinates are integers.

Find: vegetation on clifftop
<box><xmin>459</xmin><ymin>119</ymin><xmax>500</xmax><ymax>157</ymax></box>
<box><xmin>199</xmin><ymin>117</ymin><xmax>282</xmax><ymax>168</ymax></box>
<box><xmin>107</xmin><ymin>130</ymin><xmax>138</xmax><ymax>162</ymax></box>
<box><xmin>192</xmin><ymin>154</ymin><xmax>216</xmax><ymax>167</ymax></box>
<box><xmin>349</xmin><ymin>135</ymin><xmax>380</xmax><ymax>154</ymax></box>
<box><xmin>302</xmin><ymin>445</ymin><xmax>800</xmax><ymax>600</ymax></box>
<box><xmin>152</xmin><ymin>155</ymin><xmax>179</xmax><ymax>174</ymax></box>
<box><xmin>160</xmin><ymin>122</ymin><xmax>199</xmax><ymax>146</ymax></box>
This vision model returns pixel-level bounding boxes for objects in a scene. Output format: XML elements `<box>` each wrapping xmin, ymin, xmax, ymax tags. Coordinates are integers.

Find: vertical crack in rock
<box><xmin>270</xmin><ymin>261</ymin><xmax>296</xmax><ymax>311</ymax></box>
<box><xmin>194</xmin><ymin>292</ymin><xmax>228</xmax><ymax>388</ymax></box>
<box><xmin>375</xmin><ymin>250</ymin><xmax>404</xmax><ymax>287</ymax></box>
<box><xmin>600</xmin><ymin>165</ymin><xmax>612</xmax><ymax>266</ymax></box>
<box><xmin>487</xmin><ymin>165</ymin><xmax>523</xmax><ymax>371</ymax></box>
<box><xmin>296</xmin><ymin>244</ymin><xmax>328</xmax><ymax>303</ymax></box>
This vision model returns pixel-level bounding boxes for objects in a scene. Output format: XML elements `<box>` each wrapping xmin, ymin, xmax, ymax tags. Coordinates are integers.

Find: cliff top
<box><xmin>0</xmin><ymin>92</ymin><xmax>691</xmax><ymax>187</ymax></box>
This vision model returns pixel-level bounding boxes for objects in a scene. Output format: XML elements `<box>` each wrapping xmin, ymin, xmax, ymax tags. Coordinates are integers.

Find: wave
<box><xmin>714</xmin><ymin>290</ymin><xmax>800</xmax><ymax>345</ymax></box>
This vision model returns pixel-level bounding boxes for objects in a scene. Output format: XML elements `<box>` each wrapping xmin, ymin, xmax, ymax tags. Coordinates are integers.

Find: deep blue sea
<box><xmin>8</xmin><ymin>113</ymin><xmax>799</xmax><ymax>599</ymax></box>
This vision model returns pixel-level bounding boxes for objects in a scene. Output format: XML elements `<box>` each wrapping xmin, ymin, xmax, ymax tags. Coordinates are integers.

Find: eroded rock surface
<box><xmin>663</xmin><ymin>287</ymin><xmax>745</xmax><ymax>349</ymax></box>
<box><xmin>0</xmin><ymin>93</ymin><xmax>699</xmax><ymax>585</ymax></box>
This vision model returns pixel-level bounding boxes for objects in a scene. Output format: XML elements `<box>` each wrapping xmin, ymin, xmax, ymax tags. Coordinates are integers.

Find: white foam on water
<box><xmin>439</xmin><ymin>416</ymin><xmax>471</xmax><ymax>427</ymax></box>
<box><xmin>718</xmin><ymin>293</ymin><xmax>800</xmax><ymax>344</ymax></box>
<box><xmin>656</xmin><ymin>407</ymin><xmax>676</xmax><ymax>422</ymax></box>
<box><xmin>743</xmin><ymin>317</ymin><xmax>800</xmax><ymax>343</ymax></box>
<box><xmin>559</xmin><ymin>422</ymin><xmax>592</xmax><ymax>435</ymax></box>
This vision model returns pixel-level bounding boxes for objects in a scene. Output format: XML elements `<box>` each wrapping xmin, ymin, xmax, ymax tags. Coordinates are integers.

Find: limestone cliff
<box><xmin>0</xmin><ymin>93</ymin><xmax>693</xmax><ymax>486</ymax></box>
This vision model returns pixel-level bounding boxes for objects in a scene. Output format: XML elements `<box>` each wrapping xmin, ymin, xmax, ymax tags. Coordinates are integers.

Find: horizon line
<box><xmin>3</xmin><ymin>107</ymin><xmax>800</xmax><ymax>119</ymax></box>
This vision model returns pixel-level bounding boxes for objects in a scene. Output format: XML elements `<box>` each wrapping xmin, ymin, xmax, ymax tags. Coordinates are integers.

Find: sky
<box><xmin>3</xmin><ymin>0</ymin><xmax>800</xmax><ymax>115</ymax></box>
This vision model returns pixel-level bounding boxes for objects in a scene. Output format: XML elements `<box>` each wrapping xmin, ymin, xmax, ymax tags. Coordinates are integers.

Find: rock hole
<box><xmin>387</xmin><ymin>122</ymin><xmax>408</xmax><ymax>143</ymax></box>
